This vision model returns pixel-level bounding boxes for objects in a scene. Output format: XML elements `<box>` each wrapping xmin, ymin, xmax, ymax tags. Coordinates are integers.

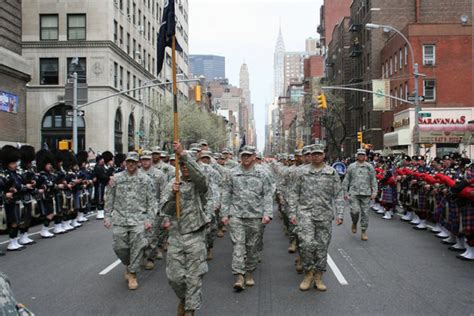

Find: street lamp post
<box><xmin>366</xmin><ymin>23</ymin><xmax>421</xmax><ymax>154</ymax></box>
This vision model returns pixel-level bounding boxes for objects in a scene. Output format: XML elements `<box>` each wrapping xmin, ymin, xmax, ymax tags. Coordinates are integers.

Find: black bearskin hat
<box><xmin>102</xmin><ymin>151</ymin><xmax>114</xmax><ymax>164</ymax></box>
<box><xmin>20</xmin><ymin>145</ymin><xmax>36</xmax><ymax>164</ymax></box>
<box><xmin>76</xmin><ymin>151</ymin><xmax>89</xmax><ymax>165</ymax></box>
<box><xmin>36</xmin><ymin>149</ymin><xmax>55</xmax><ymax>171</ymax></box>
<box><xmin>62</xmin><ymin>151</ymin><xmax>78</xmax><ymax>171</ymax></box>
<box><xmin>0</xmin><ymin>145</ymin><xmax>21</xmax><ymax>167</ymax></box>
<box><xmin>114</xmin><ymin>153</ymin><xmax>127</xmax><ymax>167</ymax></box>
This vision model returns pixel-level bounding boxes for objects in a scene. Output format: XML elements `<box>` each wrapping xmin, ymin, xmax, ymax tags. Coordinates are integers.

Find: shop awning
<box><xmin>417</xmin><ymin>124</ymin><xmax>474</xmax><ymax>144</ymax></box>
<box><xmin>419</xmin><ymin>125</ymin><xmax>474</xmax><ymax>132</ymax></box>
<box><xmin>384</xmin><ymin>128</ymin><xmax>412</xmax><ymax>147</ymax></box>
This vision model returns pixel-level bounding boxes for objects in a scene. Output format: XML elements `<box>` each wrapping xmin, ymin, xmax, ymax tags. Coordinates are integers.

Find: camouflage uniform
<box><xmin>0</xmin><ymin>272</ymin><xmax>19</xmax><ymax>316</ymax></box>
<box><xmin>153</xmin><ymin>160</ymin><xmax>176</xmax><ymax>182</ymax></box>
<box><xmin>289</xmin><ymin>159</ymin><xmax>344</xmax><ymax>273</ymax></box>
<box><xmin>342</xmin><ymin>159</ymin><xmax>377</xmax><ymax>231</ymax></box>
<box><xmin>104</xmin><ymin>156</ymin><xmax>158</xmax><ymax>274</ymax></box>
<box><xmin>221</xmin><ymin>154</ymin><xmax>273</xmax><ymax>276</ymax></box>
<box><xmin>140</xmin><ymin>161</ymin><xmax>168</xmax><ymax>262</ymax></box>
<box><xmin>161</xmin><ymin>153</ymin><xmax>210</xmax><ymax>312</ymax></box>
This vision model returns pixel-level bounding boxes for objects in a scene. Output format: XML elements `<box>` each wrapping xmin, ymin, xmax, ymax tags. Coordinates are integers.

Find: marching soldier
<box><xmin>221</xmin><ymin>148</ymin><xmax>238</xmax><ymax>169</ymax></box>
<box><xmin>288</xmin><ymin>144</ymin><xmax>344</xmax><ymax>292</ymax></box>
<box><xmin>93</xmin><ymin>151</ymin><xmax>114</xmax><ymax>220</ymax></box>
<box><xmin>342</xmin><ymin>149</ymin><xmax>377</xmax><ymax>241</ymax></box>
<box><xmin>221</xmin><ymin>145</ymin><xmax>273</xmax><ymax>291</ymax></box>
<box><xmin>18</xmin><ymin>145</ymin><xmax>38</xmax><ymax>246</ymax></box>
<box><xmin>104</xmin><ymin>152</ymin><xmax>157</xmax><ymax>290</ymax></box>
<box><xmin>151</xmin><ymin>147</ymin><xmax>176</xmax><ymax>182</ymax></box>
<box><xmin>161</xmin><ymin>141</ymin><xmax>210</xmax><ymax>316</ymax></box>
<box><xmin>36</xmin><ymin>149</ymin><xmax>57</xmax><ymax>239</ymax></box>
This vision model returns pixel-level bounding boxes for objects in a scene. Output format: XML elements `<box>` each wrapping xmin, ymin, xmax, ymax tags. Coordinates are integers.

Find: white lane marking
<box><xmin>0</xmin><ymin>212</ymin><xmax>97</xmax><ymax>245</ymax></box>
<box><xmin>338</xmin><ymin>248</ymin><xmax>372</xmax><ymax>287</ymax></box>
<box><xmin>99</xmin><ymin>259</ymin><xmax>121</xmax><ymax>275</ymax></box>
<box><xmin>327</xmin><ymin>254</ymin><xmax>349</xmax><ymax>285</ymax></box>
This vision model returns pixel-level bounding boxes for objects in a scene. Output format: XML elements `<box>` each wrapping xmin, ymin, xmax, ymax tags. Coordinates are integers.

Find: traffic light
<box><xmin>317</xmin><ymin>94</ymin><xmax>327</xmax><ymax>109</ymax></box>
<box><xmin>195</xmin><ymin>84</ymin><xmax>202</xmax><ymax>102</ymax></box>
<box><xmin>357</xmin><ymin>131</ymin><xmax>363</xmax><ymax>143</ymax></box>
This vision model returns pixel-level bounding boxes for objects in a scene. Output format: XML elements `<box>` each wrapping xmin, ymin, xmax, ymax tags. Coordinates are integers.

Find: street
<box><xmin>1</xmin><ymin>208</ymin><xmax>473</xmax><ymax>316</ymax></box>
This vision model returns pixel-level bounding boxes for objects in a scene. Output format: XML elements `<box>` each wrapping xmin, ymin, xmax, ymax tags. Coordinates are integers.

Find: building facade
<box><xmin>22</xmin><ymin>0</ymin><xmax>189</xmax><ymax>153</ymax></box>
<box><xmin>273</xmin><ymin>26</ymin><xmax>285</xmax><ymax>98</ymax></box>
<box><xmin>283</xmin><ymin>51</ymin><xmax>306</xmax><ymax>93</ymax></box>
<box><xmin>189</xmin><ymin>54</ymin><xmax>225</xmax><ymax>80</ymax></box>
<box><xmin>0</xmin><ymin>0</ymin><xmax>31</xmax><ymax>146</ymax></box>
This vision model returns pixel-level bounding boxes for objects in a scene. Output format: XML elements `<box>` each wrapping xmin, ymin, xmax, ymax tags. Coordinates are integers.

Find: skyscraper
<box><xmin>273</xmin><ymin>25</ymin><xmax>286</xmax><ymax>97</ymax></box>
<box><xmin>239</xmin><ymin>63</ymin><xmax>255</xmax><ymax>145</ymax></box>
<box><xmin>189</xmin><ymin>54</ymin><xmax>225</xmax><ymax>80</ymax></box>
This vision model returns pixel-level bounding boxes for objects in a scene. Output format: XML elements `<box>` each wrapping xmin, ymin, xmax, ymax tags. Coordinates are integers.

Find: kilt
<box><xmin>445</xmin><ymin>198</ymin><xmax>460</xmax><ymax>234</ymax></box>
<box><xmin>4</xmin><ymin>202</ymin><xmax>20</xmax><ymax>226</ymax></box>
<box><xmin>417</xmin><ymin>190</ymin><xmax>428</xmax><ymax>212</ymax></box>
<box><xmin>381</xmin><ymin>186</ymin><xmax>397</xmax><ymax>205</ymax></box>
<box><xmin>38</xmin><ymin>197</ymin><xmax>55</xmax><ymax>216</ymax></box>
<box><xmin>460</xmin><ymin>202</ymin><xmax>474</xmax><ymax>236</ymax></box>
<box><xmin>434</xmin><ymin>192</ymin><xmax>446</xmax><ymax>224</ymax></box>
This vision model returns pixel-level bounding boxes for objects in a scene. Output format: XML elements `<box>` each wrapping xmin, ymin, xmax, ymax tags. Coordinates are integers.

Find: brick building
<box><xmin>317</xmin><ymin>0</ymin><xmax>352</xmax><ymax>50</ymax></box>
<box><xmin>0</xmin><ymin>0</ymin><xmax>31</xmax><ymax>146</ymax></box>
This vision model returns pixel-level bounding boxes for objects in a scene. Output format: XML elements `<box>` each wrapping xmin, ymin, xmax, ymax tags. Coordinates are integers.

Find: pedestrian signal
<box><xmin>317</xmin><ymin>94</ymin><xmax>327</xmax><ymax>109</ymax></box>
<box><xmin>357</xmin><ymin>132</ymin><xmax>363</xmax><ymax>143</ymax></box>
<box><xmin>195</xmin><ymin>85</ymin><xmax>202</xmax><ymax>102</ymax></box>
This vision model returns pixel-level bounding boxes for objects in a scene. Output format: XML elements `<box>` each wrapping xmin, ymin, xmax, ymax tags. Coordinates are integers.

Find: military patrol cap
<box><xmin>189</xmin><ymin>144</ymin><xmax>201</xmax><ymax>152</ymax></box>
<box><xmin>125</xmin><ymin>152</ymin><xmax>140</xmax><ymax>162</ymax></box>
<box><xmin>200</xmin><ymin>150</ymin><xmax>212</xmax><ymax>159</ymax></box>
<box><xmin>302</xmin><ymin>145</ymin><xmax>312</xmax><ymax>156</ymax></box>
<box><xmin>295</xmin><ymin>149</ymin><xmax>303</xmax><ymax>156</ymax></box>
<box><xmin>198</xmin><ymin>139</ymin><xmax>208</xmax><ymax>147</ymax></box>
<box><xmin>240</xmin><ymin>145</ymin><xmax>256</xmax><ymax>156</ymax></box>
<box><xmin>151</xmin><ymin>147</ymin><xmax>161</xmax><ymax>154</ymax></box>
<box><xmin>280</xmin><ymin>153</ymin><xmax>289</xmax><ymax>160</ymax></box>
<box><xmin>356</xmin><ymin>149</ymin><xmax>367</xmax><ymax>156</ymax></box>
<box><xmin>213</xmin><ymin>153</ymin><xmax>223</xmax><ymax>160</ymax></box>
<box><xmin>311</xmin><ymin>144</ymin><xmax>325</xmax><ymax>154</ymax></box>
<box><xmin>222</xmin><ymin>148</ymin><xmax>231</xmax><ymax>154</ymax></box>
<box><xmin>256</xmin><ymin>152</ymin><xmax>264</xmax><ymax>160</ymax></box>
<box><xmin>170</xmin><ymin>154</ymin><xmax>176</xmax><ymax>161</ymax></box>
<box><xmin>160</xmin><ymin>151</ymin><xmax>169</xmax><ymax>158</ymax></box>
<box><xmin>140</xmin><ymin>150</ymin><xmax>152</xmax><ymax>160</ymax></box>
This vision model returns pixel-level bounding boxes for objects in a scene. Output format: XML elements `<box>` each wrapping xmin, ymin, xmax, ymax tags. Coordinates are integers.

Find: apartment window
<box><xmin>394</xmin><ymin>53</ymin><xmax>397</xmax><ymax>73</ymax></box>
<box><xmin>152</xmin><ymin>0</ymin><xmax>155</xmax><ymax>15</ymax></box>
<box><xmin>119</xmin><ymin>25</ymin><xmax>124</xmax><ymax>47</ymax></box>
<box><xmin>127</xmin><ymin>0</ymin><xmax>130</xmax><ymax>15</ymax></box>
<box><xmin>423</xmin><ymin>45</ymin><xmax>436</xmax><ymax>66</ymax></box>
<box><xmin>152</xmin><ymin>57</ymin><xmax>155</xmax><ymax>74</ymax></box>
<box><xmin>148</xmin><ymin>53</ymin><xmax>151</xmax><ymax>71</ymax></box>
<box><xmin>404</xmin><ymin>45</ymin><xmax>408</xmax><ymax>65</ymax></box>
<box><xmin>147</xmin><ymin>0</ymin><xmax>150</xmax><ymax>9</ymax></box>
<box><xmin>114</xmin><ymin>20</ymin><xmax>118</xmax><ymax>43</ymax></box>
<box><xmin>119</xmin><ymin>0</ymin><xmax>123</xmax><ymax>10</ymax></box>
<box><xmin>133</xmin><ymin>75</ymin><xmax>137</xmax><ymax>97</ymax></box>
<box><xmin>156</xmin><ymin>2</ymin><xmax>160</xmax><ymax>20</ymax></box>
<box><xmin>40</xmin><ymin>58</ymin><xmax>59</xmax><ymax>85</ymax></box>
<box><xmin>138</xmin><ymin>9</ymin><xmax>141</xmax><ymax>25</ymax></box>
<box><xmin>127</xmin><ymin>71</ymin><xmax>131</xmax><ymax>93</ymax></box>
<box><xmin>127</xmin><ymin>33</ymin><xmax>131</xmax><ymax>54</ymax></box>
<box><xmin>67</xmin><ymin>58</ymin><xmax>87</xmax><ymax>83</ymax></box>
<box><xmin>399</xmin><ymin>49</ymin><xmax>403</xmax><ymax>69</ymax></box>
<box><xmin>40</xmin><ymin>15</ymin><xmax>58</xmax><ymax>40</ymax></box>
<box><xmin>133</xmin><ymin>2</ymin><xmax>136</xmax><ymax>24</ymax></box>
<box><xmin>389</xmin><ymin>57</ymin><xmax>393</xmax><ymax>76</ymax></box>
<box><xmin>399</xmin><ymin>85</ymin><xmax>403</xmax><ymax>105</ymax></box>
<box><xmin>67</xmin><ymin>14</ymin><xmax>86</xmax><ymax>40</ymax></box>
<box><xmin>138</xmin><ymin>79</ymin><xmax>142</xmax><ymax>98</ymax></box>
<box><xmin>138</xmin><ymin>44</ymin><xmax>142</xmax><ymax>60</ymax></box>
<box><xmin>152</xmin><ymin>27</ymin><xmax>155</xmax><ymax>44</ymax></box>
<box><xmin>405</xmin><ymin>82</ymin><xmax>409</xmax><ymax>101</ymax></box>
<box><xmin>148</xmin><ymin>22</ymin><xmax>151</xmax><ymax>41</ymax></box>
<box><xmin>143</xmin><ymin>17</ymin><xmax>146</xmax><ymax>36</ymax></box>
<box><xmin>119</xmin><ymin>66</ymin><xmax>124</xmax><ymax>89</ymax></box>
<box><xmin>424</xmin><ymin>80</ymin><xmax>436</xmax><ymax>101</ymax></box>
<box><xmin>114</xmin><ymin>62</ymin><xmax>118</xmax><ymax>88</ymax></box>
<box><xmin>133</xmin><ymin>39</ymin><xmax>137</xmax><ymax>58</ymax></box>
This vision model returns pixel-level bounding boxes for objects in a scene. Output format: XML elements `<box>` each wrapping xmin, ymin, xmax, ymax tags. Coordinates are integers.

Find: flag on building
<box><xmin>156</xmin><ymin>0</ymin><xmax>182</xmax><ymax>75</ymax></box>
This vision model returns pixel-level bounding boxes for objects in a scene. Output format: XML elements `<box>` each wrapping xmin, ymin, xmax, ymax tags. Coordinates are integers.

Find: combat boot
<box><xmin>177</xmin><ymin>300</ymin><xmax>185</xmax><ymax>316</ymax></box>
<box><xmin>216</xmin><ymin>229</ymin><xmax>224</xmax><ymax>238</ymax></box>
<box><xmin>351</xmin><ymin>223</ymin><xmax>357</xmax><ymax>234</ymax></box>
<box><xmin>127</xmin><ymin>273</ymin><xmax>138</xmax><ymax>290</ymax></box>
<box><xmin>184</xmin><ymin>311</ymin><xmax>194</xmax><ymax>316</ymax></box>
<box><xmin>222</xmin><ymin>226</ymin><xmax>227</xmax><ymax>232</ymax></box>
<box><xmin>207</xmin><ymin>249</ymin><xmax>213</xmax><ymax>261</ymax></box>
<box><xmin>124</xmin><ymin>269</ymin><xmax>131</xmax><ymax>281</ymax></box>
<box><xmin>145</xmin><ymin>259</ymin><xmax>155</xmax><ymax>270</ymax></box>
<box><xmin>155</xmin><ymin>249</ymin><xmax>163</xmax><ymax>260</ymax></box>
<box><xmin>233</xmin><ymin>274</ymin><xmax>245</xmax><ymax>291</ymax></box>
<box><xmin>361</xmin><ymin>231</ymin><xmax>368</xmax><ymax>241</ymax></box>
<box><xmin>245</xmin><ymin>272</ymin><xmax>255</xmax><ymax>286</ymax></box>
<box><xmin>299</xmin><ymin>270</ymin><xmax>314</xmax><ymax>291</ymax></box>
<box><xmin>295</xmin><ymin>256</ymin><xmax>303</xmax><ymax>274</ymax></box>
<box><xmin>288</xmin><ymin>239</ymin><xmax>297</xmax><ymax>253</ymax></box>
<box><xmin>314</xmin><ymin>271</ymin><xmax>327</xmax><ymax>291</ymax></box>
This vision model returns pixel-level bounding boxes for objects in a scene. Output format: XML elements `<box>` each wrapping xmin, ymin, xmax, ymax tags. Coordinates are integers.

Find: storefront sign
<box><xmin>0</xmin><ymin>90</ymin><xmax>19</xmax><ymax>114</ymax></box>
<box><xmin>418</xmin><ymin>130</ymin><xmax>468</xmax><ymax>144</ymax></box>
<box><xmin>418</xmin><ymin>116</ymin><xmax>466</xmax><ymax>125</ymax></box>
<box><xmin>393</xmin><ymin>118</ymin><xmax>410</xmax><ymax>128</ymax></box>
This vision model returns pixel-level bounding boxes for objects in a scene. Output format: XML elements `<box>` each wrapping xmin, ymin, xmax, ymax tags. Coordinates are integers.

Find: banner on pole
<box><xmin>372</xmin><ymin>79</ymin><xmax>390</xmax><ymax>111</ymax></box>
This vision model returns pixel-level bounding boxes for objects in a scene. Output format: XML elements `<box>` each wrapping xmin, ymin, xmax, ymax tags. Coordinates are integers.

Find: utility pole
<box><xmin>72</xmin><ymin>72</ymin><xmax>78</xmax><ymax>153</ymax></box>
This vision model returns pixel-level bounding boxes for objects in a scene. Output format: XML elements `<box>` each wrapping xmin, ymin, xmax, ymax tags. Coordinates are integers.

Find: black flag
<box><xmin>156</xmin><ymin>0</ymin><xmax>182</xmax><ymax>75</ymax></box>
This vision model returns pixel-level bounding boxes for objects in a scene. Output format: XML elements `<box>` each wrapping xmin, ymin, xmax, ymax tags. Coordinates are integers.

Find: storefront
<box><xmin>384</xmin><ymin>107</ymin><xmax>474</xmax><ymax>158</ymax></box>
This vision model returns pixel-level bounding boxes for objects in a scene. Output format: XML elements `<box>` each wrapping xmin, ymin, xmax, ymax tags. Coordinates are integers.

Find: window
<box><xmin>399</xmin><ymin>85</ymin><xmax>403</xmax><ymax>105</ymax></box>
<box><xmin>405</xmin><ymin>82</ymin><xmax>409</xmax><ymax>100</ymax></box>
<box><xmin>404</xmin><ymin>45</ymin><xmax>408</xmax><ymax>65</ymax></box>
<box><xmin>399</xmin><ymin>49</ymin><xmax>403</xmax><ymax>69</ymax></box>
<box><xmin>40</xmin><ymin>15</ymin><xmax>58</xmax><ymax>40</ymax></box>
<box><xmin>423</xmin><ymin>45</ymin><xmax>435</xmax><ymax>66</ymax></box>
<box><xmin>40</xmin><ymin>58</ymin><xmax>59</xmax><ymax>85</ymax></box>
<box><xmin>127</xmin><ymin>0</ymin><xmax>130</xmax><ymax>15</ymax></box>
<box><xmin>127</xmin><ymin>33</ymin><xmax>130</xmax><ymax>54</ymax></box>
<box><xmin>138</xmin><ymin>79</ymin><xmax>142</xmax><ymax>98</ymax></box>
<box><xmin>119</xmin><ymin>25</ymin><xmax>124</xmax><ymax>47</ymax></box>
<box><xmin>133</xmin><ymin>2</ymin><xmax>136</xmax><ymax>24</ymax></box>
<box><xmin>424</xmin><ymin>80</ymin><xmax>436</xmax><ymax>101</ymax></box>
<box><xmin>385</xmin><ymin>61</ymin><xmax>388</xmax><ymax>78</ymax></box>
<box><xmin>67</xmin><ymin>57</ymin><xmax>87</xmax><ymax>83</ymax></box>
<box><xmin>119</xmin><ymin>0</ymin><xmax>123</xmax><ymax>10</ymax></box>
<box><xmin>133</xmin><ymin>39</ymin><xmax>136</xmax><ymax>58</ymax></box>
<box><xmin>148</xmin><ymin>21</ymin><xmax>151</xmax><ymax>41</ymax></box>
<box><xmin>394</xmin><ymin>53</ymin><xmax>397</xmax><ymax>73</ymax></box>
<box><xmin>133</xmin><ymin>75</ymin><xmax>136</xmax><ymax>97</ymax></box>
<box><xmin>127</xmin><ymin>71</ymin><xmax>131</xmax><ymax>93</ymax></box>
<box><xmin>67</xmin><ymin>14</ymin><xmax>86</xmax><ymax>40</ymax></box>
<box><xmin>114</xmin><ymin>20</ymin><xmax>118</xmax><ymax>43</ymax></box>
<box><xmin>119</xmin><ymin>66</ymin><xmax>123</xmax><ymax>89</ymax></box>
<box><xmin>143</xmin><ymin>17</ymin><xmax>146</xmax><ymax>36</ymax></box>
<box><xmin>152</xmin><ymin>27</ymin><xmax>155</xmax><ymax>44</ymax></box>
<box><xmin>114</xmin><ymin>62</ymin><xmax>118</xmax><ymax>88</ymax></box>
<box><xmin>393</xmin><ymin>88</ymin><xmax>397</xmax><ymax>107</ymax></box>
<box><xmin>389</xmin><ymin>57</ymin><xmax>393</xmax><ymax>76</ymax></box>
<box><xmin>138</xmin><ymin>9</ymin><xmax>141</xmax><ymax>26</ymax></box>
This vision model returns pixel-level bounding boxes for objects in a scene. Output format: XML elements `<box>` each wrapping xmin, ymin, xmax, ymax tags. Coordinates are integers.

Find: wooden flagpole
<box><xmin>171</xmin><ymin>34</ymin><xmax>181</xmax><ymax>219</ymax></box>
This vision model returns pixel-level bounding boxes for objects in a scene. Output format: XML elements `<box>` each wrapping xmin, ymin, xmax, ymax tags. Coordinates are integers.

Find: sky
<box><xmin>189</xmin><ymin>0</ymin><xmax>323</xmax><ymax>151</ymax></box>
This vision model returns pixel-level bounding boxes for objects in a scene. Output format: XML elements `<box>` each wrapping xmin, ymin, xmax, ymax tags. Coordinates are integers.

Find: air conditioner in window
<box><xmin>424</xmin><ymin>59</ymin><xmax>434</xmax><ymax>65</ymax></box>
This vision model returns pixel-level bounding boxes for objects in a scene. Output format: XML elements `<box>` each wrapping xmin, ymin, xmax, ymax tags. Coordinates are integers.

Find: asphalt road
<box><xmin>1</xmin><ymin>209</ymin><xmax>473</xmax><ymax>316</ymax></box>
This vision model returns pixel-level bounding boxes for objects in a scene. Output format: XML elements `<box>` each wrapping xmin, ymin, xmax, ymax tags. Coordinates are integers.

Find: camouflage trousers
<box><xmin>349</xmin><ymin>195</ymin><xmax>371</xmax><ymax>231</ymax></box>
<box><xmin>0</xmin><ymin>272</ymin><xmax>19</xmax><ymax>316</ymax></box>
<box><xmin>166</xmin><ymin>228</ymin><xmax>208</xmax><ymax>311</ymax></box>
<box><xmin>112</xmin><ymin>225</ymin><xmax>148</xmax><ymax>274</ymax></box>
<box><xmin>229</xmin><ymin>217</ymin><xmax>264</xmax><ymax>275</ymax></box>
<box><xmin>206</xmin><ymin>216</ymin><xmax>217</xmax><ymax>249</ymax></box>
<box><xmin>298</xmin><ymin>218</ymin><xmax>332</xmax><ymax>273</ymax></box>
<box><xmin>145</xmin><ymin>215</ymin><xmax>164</xmax><ymax>261</ymax></box>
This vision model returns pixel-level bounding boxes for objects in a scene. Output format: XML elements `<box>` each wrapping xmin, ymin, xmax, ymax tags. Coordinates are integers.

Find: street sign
<box><xmin>419</xmin><ymin>112</ymin><xmax>431</xmax><ymax>118</ymax></box>
<box><xmin>65</xmin><ymin>82</ymin><xmax>88</xmax><ymax>105</ymax></box>
<box><xmin>66</xmin><ymin>110</ymin><xmax>85</xmax><ymax>117</ymax></box>
<box><xmin>407</xmin><ymin>95</ymin><xmax>425</xmax><ymax>102</ymax></box>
